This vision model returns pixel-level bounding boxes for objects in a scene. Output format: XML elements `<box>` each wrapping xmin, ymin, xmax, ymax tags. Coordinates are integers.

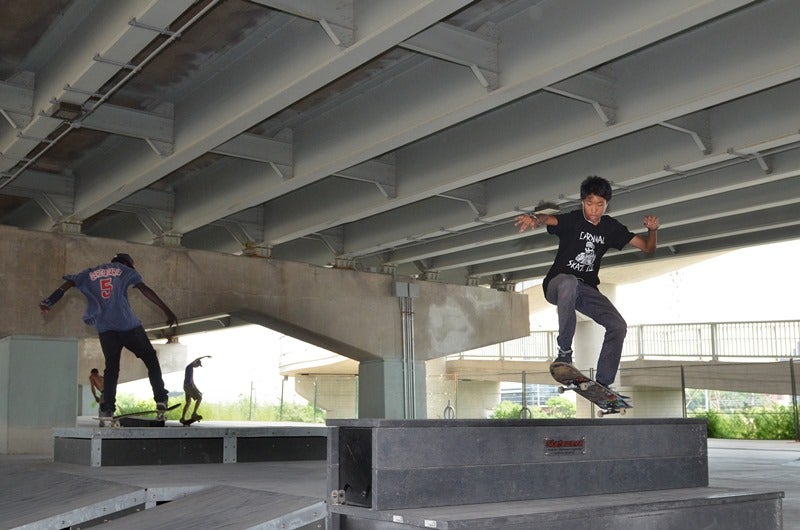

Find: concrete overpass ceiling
<box><xmin>2</xmin><ymin>0</ymin><xmax>799</xmax><ymax>287</ymax></box>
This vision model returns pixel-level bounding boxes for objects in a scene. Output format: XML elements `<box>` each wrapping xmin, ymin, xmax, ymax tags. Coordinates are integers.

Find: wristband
<box><xmin>41</xmin><ymin>288</ymin><xmax>64</xmax><ymax>308</ymax></box>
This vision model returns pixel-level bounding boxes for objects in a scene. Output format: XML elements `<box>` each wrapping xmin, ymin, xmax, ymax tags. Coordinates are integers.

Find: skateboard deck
<box><xmin>180</xmin><ymin>414</ymin><xmax>203</xmax><ymax>427</ymax></box>
<box><xmin>550</xmin><ymin>363</ymin><xmax>631</xmax><ymax>416</ymax></box>
<box><xmin>95</xmin><ymin>403</ymin><xmax>181</xmax><ymax>427</ymax></box>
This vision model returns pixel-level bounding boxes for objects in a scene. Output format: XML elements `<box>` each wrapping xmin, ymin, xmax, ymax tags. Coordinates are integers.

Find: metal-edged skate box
<box><xmin>327</xmin><ymin>418</ymin><xmax>783</xmax><ymax>530</ymax></box>
<box><xmin>328</xmin><ymin>418</ymin><xmax>708</xmax><ymax>511</ymax></box>
<box><xmin>53</xmin><ymin>425</ymin><xmax>327</xmax><ymax>466</ymax></box>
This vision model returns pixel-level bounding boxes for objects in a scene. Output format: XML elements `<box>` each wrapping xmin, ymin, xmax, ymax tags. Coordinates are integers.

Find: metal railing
<box><xmin>447</xmin><ymin>320</ymin><xmax>800</xmax><ymax>362</ymax></box>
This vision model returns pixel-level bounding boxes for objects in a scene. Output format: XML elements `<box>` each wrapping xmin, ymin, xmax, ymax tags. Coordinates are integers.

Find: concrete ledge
<box><xmin>327</xmin><ymin>418</ymin><xmax>708</xmax><ymax>510</ymax></box>
<box><xmin>53</xmin><ymin>424</ymin><xmax>328</xmax><ymax>466</ymax></box>
<box><xmin>330</xmin><ymin>487</ymin><xmax>783</xmax><ymax>529</ymax></box>
<box><xmin>97</xmin><ymin>485</ymin><xmax>326</xmax><ymax>529</ymax></box>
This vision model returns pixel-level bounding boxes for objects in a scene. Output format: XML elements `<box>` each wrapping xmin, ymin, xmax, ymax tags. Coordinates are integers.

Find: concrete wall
<box><xmin>294</xmin><ymin>374</ymin><xmax>358</xmax><ymax>419</ymax></box>
<box><xmin>2</xmin><ymin>225</ymin><xmax>529</xmax><ymax>363</ymax></box>
<box><xmin>0</xmin><ymin>336</ymin><xmax>77</xmax><ymax>454</ymax></box>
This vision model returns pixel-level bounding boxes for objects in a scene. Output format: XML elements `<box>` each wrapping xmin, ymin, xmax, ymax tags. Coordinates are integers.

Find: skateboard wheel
<box><xmin>558</xmin><ymin>386</ymin><xmax>566</xmax><ymax>394</ymax></box>
<box><xmin>579</xmin><ymin>382</ymin><xmax>589</xmax><ymax>391</ymax></box>
<box><xmin>620</xmin><ymin>408</ymin><xmax>627</xmax><ymax>415</ymax></box>
<box><xmin>597</xmin><ymin>410</ymin><xmax>605</xmax><ymax>417</ymax></box>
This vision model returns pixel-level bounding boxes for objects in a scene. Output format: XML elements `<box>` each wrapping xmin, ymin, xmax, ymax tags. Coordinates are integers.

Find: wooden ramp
<box><xmin>100</xmin><ymin>485</ymin><xmax>326</xmax><ymax>529</ymax></box>
<box><xmin>0</xmin><ymin>463</ymin><xmax>146</xmax><ymax>529</ymax></box>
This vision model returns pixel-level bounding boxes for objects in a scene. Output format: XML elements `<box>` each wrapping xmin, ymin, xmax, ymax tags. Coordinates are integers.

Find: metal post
<box><xmin>520</xmin><ymin>371</ymin><xmax>531</xmax><ymax>419</ymax></box>
<box><xmin>710</xmin><ymin>323</ymin><xmax>718</xmax><ymax>361</ymax></box>
<box><xmin>313</xmin><ymin>377</ymin><xmax>319</xmax><ymax>422</ymax></box>
<box><xmin>249</xmin><ymin>381</ymin><xmax>254</xmax><ymax>421</ymax></box>
<box><xmin>680</xmin><ymin>365</ymin><xmax>687</xmax><ymax>419</ymax></box>
<box><xmin>790</xmin><ymin>359</ymin><xmax>799</xmax><ymax>442</ymax></box>
<box><xmin>279</xmin><ymin>376</ymin><xmax>286</xmax><ymax>420</ymax></box>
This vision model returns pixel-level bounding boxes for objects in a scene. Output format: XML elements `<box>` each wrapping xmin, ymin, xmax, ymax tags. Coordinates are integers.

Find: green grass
<box><xmin>113</xmin><ymin>393</ymin><xmax>326</xmax><ymax>423</ymax></box>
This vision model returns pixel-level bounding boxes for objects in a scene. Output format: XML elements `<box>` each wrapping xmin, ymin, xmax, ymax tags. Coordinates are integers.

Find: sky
<box><xmin>120</xmin><ymin>325</ymin><xmax>301</xmax><ymax>405</ymax></box>
<box><xmin>121</xmin><ymin>238</ymin><xmax>800</xmax><ymax>402</ymax></box>
<box><xmin>616</xmin><ymin>238</ymin><xmax>800</xmax><ymax>324</ymax></box>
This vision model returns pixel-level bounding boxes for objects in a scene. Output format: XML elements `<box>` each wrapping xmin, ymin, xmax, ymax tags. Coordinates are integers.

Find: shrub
<box><xmin>490</xmin><ymin>397</ymin><xmax>576</xmax><ymax>419</ymax></box>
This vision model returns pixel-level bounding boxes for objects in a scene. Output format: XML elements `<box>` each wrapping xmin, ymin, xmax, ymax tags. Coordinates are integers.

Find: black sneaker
<box><xmin>156</xmin><ymin>401</ymin><xmax>168</xmax><ymax>420</ymax></box>
<box><xmin>98</xmin><ymin>409</ymin><xmax>113</xmax><ymax>427</ymax></box>
<box><xmin>553</xmin><ymin>348</ymin><xmax>573</xmax><ymax>365</ymax></box>
<box><xmin>604</xmin><ymin>386</ymin><xmax>630</xmax><ymax>400</ymax></box>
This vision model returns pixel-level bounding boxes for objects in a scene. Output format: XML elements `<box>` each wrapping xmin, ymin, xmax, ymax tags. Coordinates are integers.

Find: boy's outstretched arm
<box><xmin>514</xmin><ymin>213</ymin><xmax>558</xmax><ymax>232</ymax></box>
<box><xmin>134</xmin><ymin>282</ymin><xmax>179</xmax><ymax>327</ymax></box>
<box><xmin>39</xmin><ymin>280</ymin><xmax>75</xmax><ymax>313</ymax></box>
<box><xmin>628</xmin><ymin>215</ymin><xmax>660</xmax><ymax>253</ymax></box>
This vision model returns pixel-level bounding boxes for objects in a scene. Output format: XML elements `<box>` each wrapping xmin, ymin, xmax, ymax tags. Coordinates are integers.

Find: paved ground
<box><xmin>1</xmin><ymin>437</ymin><xmax>797</xmax><ymax>528</ymax></box>
<box><xmin>707</xmin><ymin>438</ymin><xmax>800</xmax><ymax>528</ymax></box>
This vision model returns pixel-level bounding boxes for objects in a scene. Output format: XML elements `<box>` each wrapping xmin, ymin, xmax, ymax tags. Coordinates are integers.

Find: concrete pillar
<box><xmin>456</xmin><ymin>380</ymin><xmax>502</xmax><ymax>418</ymax></box>
<box><xmin>0</xmin><ymin>336</ymin><xmax>78</xmax><ymax>455</ymax></box>
<box><xmin>358</xmin><ymin>359</ymin><xmax>426</xmax><ymax>419</ymax></box>
<box><xmin>425</xmin><ymin>357</ymin><xmax>455</xmax><ymax>419</ymax></box>
<box><xmin>294</xmin><ymin>375</ymin><xmax>358</xmax><ymax>419</ymax></box>
<box><xmin>618</xmin><ymin>388</ymin><xmax>685</xmax><ymax>418</ymax></box>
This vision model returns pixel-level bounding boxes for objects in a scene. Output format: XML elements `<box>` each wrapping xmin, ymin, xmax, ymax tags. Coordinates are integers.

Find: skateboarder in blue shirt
<box><xmin>39</xmin><ymin>253</ymin><xmax>178</xmax><ymax>421</ymax></box>
<box><xmin>515</xmin><ymin>176</ymin><xmax>659</xmax><ymax>389</ymax></box>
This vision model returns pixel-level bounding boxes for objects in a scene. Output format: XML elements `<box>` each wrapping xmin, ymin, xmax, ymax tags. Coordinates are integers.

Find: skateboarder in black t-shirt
<box><xmin>515</xmin><ymin>176</ymin><xmax>659</xmax><ymax>390</ymax></box>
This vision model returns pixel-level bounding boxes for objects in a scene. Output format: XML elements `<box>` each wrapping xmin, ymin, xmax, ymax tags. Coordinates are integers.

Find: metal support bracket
<box><xmin>437</xmin><ymin>182</ymin><xmax>487</xmax><ymax>218</ymax></box>
<box><xmin>128</xmin><ymin>17</ymin><xmax>180</xmax><ymax>37</ymax></box>
<box><xmin>402</xmin><ymin>22</ymin><xmax>499</xmax><ymax>90</ymax></box>
<box><xmin>727</xmin><ymin>148</ymin><xmax>772</xmax><ymax>174</ymax></box>
<box><xmin>93</xmin><ymin>54</ymin><xmax>138</xmax><ymax>71</ymax></box>
<box><xmin>211</xmin><ymin>132</ymin><xmax>294</xmax><ymax>180</ymax></box>
<box><xmin>660</xmin><ymin>114</ymin><xmax>712</xmax><ymax>154</ymax></box>
<box><xmin>249</xmin><ymin>0</ymin><xmax>355</xmax><ymax>47</ymax></box>
<box><xmin>334</xmin><ymin>155</ymin><xmax>397</xmax><ymax>198</ymax></box>
<box><xmin>0</xmin><ymin>109</ymin><xmax>19</xmax><ymax>129</ymax></box>
<box><xmin>544</xmin><ymin>72</ymin><xmax>617</xmax><ymax>125</ymax></box>
<box><xmin>315</xmin><ymin>226</ymin><xmax>345</xmax><ymax>256</ymax></box>
<box><xmin>63</xmin><ymin>83</ymin><xmax>104</xmax><ymax>99</ymax></box>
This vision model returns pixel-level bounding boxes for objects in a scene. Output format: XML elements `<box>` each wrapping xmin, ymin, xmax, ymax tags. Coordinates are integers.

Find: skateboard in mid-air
<box><xmin>550</xmin><ymin>363</ymin><xmax>631</xmax><ymax>416</ymax></box>
<box><xmin>95</xmin><ymin>403</ymin><xmax>181</xmax><ymax>427</ymax></box>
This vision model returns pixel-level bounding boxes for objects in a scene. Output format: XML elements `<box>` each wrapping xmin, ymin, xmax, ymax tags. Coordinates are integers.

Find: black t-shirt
<box><xmin>543</xmin><ymin>209</ymin><xmax>634</xmax><ymax>293</ymax></box>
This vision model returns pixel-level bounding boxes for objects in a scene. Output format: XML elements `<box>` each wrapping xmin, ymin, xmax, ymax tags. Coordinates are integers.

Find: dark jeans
<box><xmin>545</xmin><ymin>274</ymin><xmax>627</xmax><ymax>386</ymax></box>
<box><xmin>98</xmin><ymin>326</ymin><xmax>168</xmax><ymax>414</ymax></box>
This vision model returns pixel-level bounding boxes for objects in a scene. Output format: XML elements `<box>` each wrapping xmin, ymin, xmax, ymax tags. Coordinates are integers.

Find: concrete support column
<box><xmin>294</xmin><ymin>375</ymin><xmax>358</xmax><ymax>419</ymax></box>
<box><xmin>620</xmin><ymin>388</ymin><xmax>685</xmax><ymax>418</ymax></box>
<box><xmin>0</xmin><ymin>336</ymin><xmax>78</xmax><ymax>454</ymax></box>
<box><xmin>573</xmin><ymin>283</ymin><xmax>622</xmax><ymax>418</ymax></box>
<box><xmin>425</xmin><ymin>357</ymin><xmax>500</xmax><ymax>419</ymax></box>
<box><xmin>358</xmin><ymin>359</ymin><xmax>426</xmax><ymax>419</ymax></box>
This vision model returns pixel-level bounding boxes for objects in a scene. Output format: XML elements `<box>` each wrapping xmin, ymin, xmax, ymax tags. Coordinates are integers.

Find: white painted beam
<box><xmin>80</xmin><ymin>103</ymin><xmax>174</xmax><ymax>152</ymax></box>
<box><xmin>0</xmin><ymin>1</ymin><xmax>196</xmax><ymax>174</ymax></box>
<box><xmin>69</xmin><ymin>0</ymin><xmax>474</xmax><ymax>226</ymax></box>
<box><xmin>162</xmin><ymin>0</ymin><xmax>758</xmax><ymax>244</ymax></box>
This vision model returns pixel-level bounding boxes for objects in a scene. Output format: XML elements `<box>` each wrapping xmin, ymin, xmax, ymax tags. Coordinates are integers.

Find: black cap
<box><xmin>111</xmin><ymin>253</ymin><xmax>134</xmax><ymax>268</ymax></box>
